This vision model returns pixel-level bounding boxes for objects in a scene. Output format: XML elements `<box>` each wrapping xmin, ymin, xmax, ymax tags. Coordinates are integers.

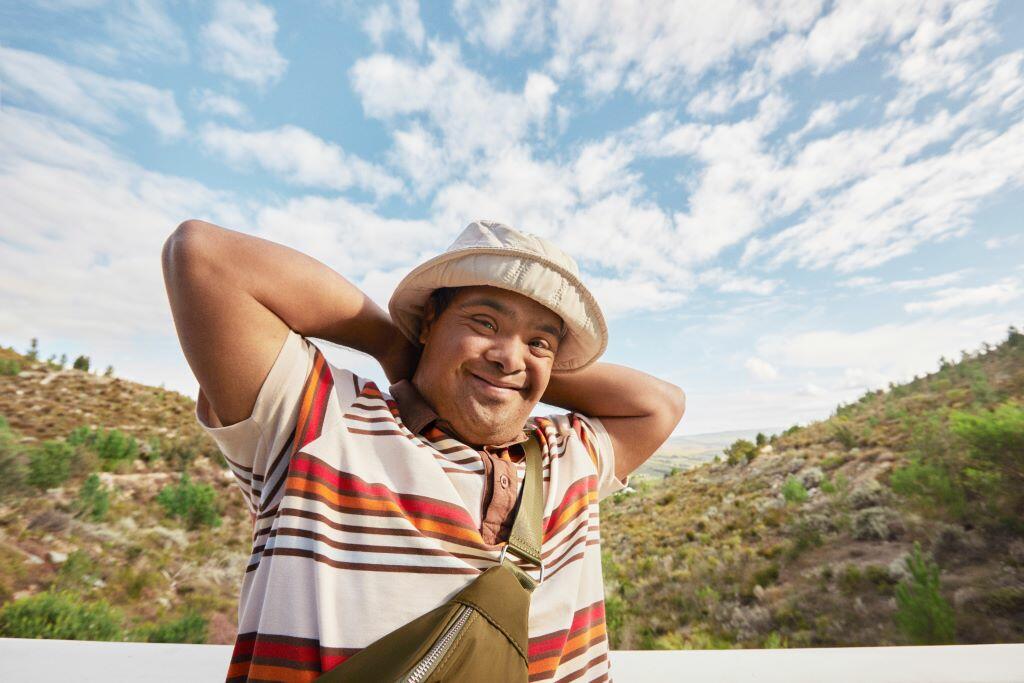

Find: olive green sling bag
<box><xmin>315</xmin><ymin>432</ymin><xmax>545</xmax><ymax>683</ymax></box>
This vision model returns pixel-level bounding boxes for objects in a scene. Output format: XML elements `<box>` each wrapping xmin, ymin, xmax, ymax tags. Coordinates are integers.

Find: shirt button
<box><xmin>499</xmin><ymin>474</ymin><xmax>510</xmax><ymax>488</ymax></box>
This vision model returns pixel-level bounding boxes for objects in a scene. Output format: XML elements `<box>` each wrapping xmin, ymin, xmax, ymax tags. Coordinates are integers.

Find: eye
<box><xmin>472</xmin><ymin>317</ymin><xmax>496</xmax><ymax>331</ymax></box>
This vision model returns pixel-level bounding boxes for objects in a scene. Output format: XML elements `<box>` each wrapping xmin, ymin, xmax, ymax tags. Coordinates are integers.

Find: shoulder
<box><xmin>530</xmin><ymin>411</ymin><xmax>611</xmax><ymax>466</ymax></box>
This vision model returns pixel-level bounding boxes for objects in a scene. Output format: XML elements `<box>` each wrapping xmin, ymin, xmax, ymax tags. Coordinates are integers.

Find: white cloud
<box><xmin>689</xmin><ymin>0</ymin><xmax>996</xmax><ymax>116</ymax></box>
<box><xmin>30</xmin><ymin>0</ymin><xmax>189</xmax><ymax>67</ymax></box>
<box><xmin>0</xmin><ymin>105</ymin><xmax>431</xmax><ymax>401</ymax></box>
<box><xmin>839</xmin><ymin>275</ymin><xmax>882</xmax><ymax>288</ymax></box>
<box><xmin>453</xmin><ymin>0</ymin><xmax>547</xmax><ymax>53</ymax></box>
<box><xmin>745</xmin><ymin>356</ymin><xmax>778</xmax><ymax>380</ymax></box>
<box><xmin>752</xmin><ymin>116</ymin><xmax>1024</xmax><ymax>272</ymax></box>
<box><xmin>350</xmin><ymin>41</ymin><xmax>558</xmax><ymax>190</ymax></box>
<box><xmin>904</xmin><ymin>277</ymin><xmax>1022</xmax><ymax>314</ymax></box>
<box><xmin>984</xmin><ymin>234</ymin><xmax>1022</xmax><ymax>250</ymax></box>
<box><xmin>0</xmin><ymin>106</ymin><xmax>243</xmax><ymax>394</ymax></box>
<box><xmin>699</xmin><ymin>268</ymin><xmax>781</xmax><ymax>296</ymax></box>
<box><xmin>889</xmin><ymin>271</ymin><xmax>969</xmax><ymax>291</ymax></box>
<box><xmin>249</xmin><ymin>196</ymin><xmax>443</xmax><ymax>306</ymax></box>
<box><xmin>757</xmin><ymin>314</ymin><xmax>1017</xmax><ymax>382</ymax></box>
<box><xmin>548</xmin><ymin>0</ymin><xmax>822</xmax><ymax>99</ymax></box>
<box><xmin>787</xmin><ymin>97</ymin><xmax>861</xmax><ymax>143</ymax></box>
<box><xmin>362</xmin><ymin>0</ymin><xmax>425</xmax><ymax>49</ymax></box>
<box><xmin>200</xmin><ymin>0</ymin><xmax>287</xmax><ymax>88</ymax></box>
<box><xmin>585</xmin><ymin>273</ymin><xmax>689</xmax><ymax>320</ymax></box>
<box><xmin>883</xmin><ymin>0</ymin><xmax>998</xmax><ymax>117</ymax></box>
<box><xmin>191</xmin><ymin>88</ymin><xmax>248</xmax><ymax>121</ymax></box>
<box><xmin>198</xmin><ymin>123</ymin><xmax>404</xmax><ymax>199</ymax></box>
<box><xmin>0</xmin><ymin>46</ymin><xmax>185</xmax><ymax>139</ymax></box>
<box><xmin>839</xmin><ymin>270</ymin><xmax>968</xmax><ymax>292</ymax></box>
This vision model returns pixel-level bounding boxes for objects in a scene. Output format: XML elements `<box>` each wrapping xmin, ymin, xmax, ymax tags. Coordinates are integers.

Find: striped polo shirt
<box><xmin>195</xmin><ymin>328</ymin><xmax>630</xmax><ymax>682</ymax></box>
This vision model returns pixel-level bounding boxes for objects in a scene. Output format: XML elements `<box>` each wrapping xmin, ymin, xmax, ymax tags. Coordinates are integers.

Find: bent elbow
<box><xmin>668</xmin><ymin>384</ymin><xmax>687</xmax><ymax>423</ymax></box>
<box><xmin>162</xmin><ymin>220</ymin><xmax>208</xmax><ymax>275</ymax></box>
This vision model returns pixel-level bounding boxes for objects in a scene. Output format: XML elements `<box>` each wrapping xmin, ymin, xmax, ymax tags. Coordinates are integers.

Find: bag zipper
<box><xmin>403</xmin><ymin>603</ymin><xmax>474</xmax><ymax>683</ymax></box>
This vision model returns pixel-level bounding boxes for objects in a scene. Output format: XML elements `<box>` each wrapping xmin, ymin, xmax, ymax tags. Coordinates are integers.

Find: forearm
<box><xmin>173</xmin><ymin>220</ymin><xmax>413</xmax><ymax>371</ymax></box>
<box><xmin>541</xmin><ymin>361</ymin><xmax>683</xmax><ymax>418</ymax></box>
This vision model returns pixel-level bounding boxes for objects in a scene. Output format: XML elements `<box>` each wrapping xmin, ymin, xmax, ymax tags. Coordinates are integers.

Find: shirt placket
<box><xmin>479</xmin><ymin>446</ymin><xmax>521</xmax><ymax>545</ymax></box>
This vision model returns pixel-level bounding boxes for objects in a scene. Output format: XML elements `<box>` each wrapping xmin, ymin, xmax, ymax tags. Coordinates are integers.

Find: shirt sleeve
<box><xmin>574</xmin><ymin>413</ymin><xmax>630</xmax><ymax>501</ymax></box>
<box><xmin>541</xmin><ymin>411</ymin><xmax>630</xmax><ymax>501</ymax></box>
<box><xmin>194</xmin><ymin>328</ymin><xmax>317</xmax><ymax>514</ymax></box>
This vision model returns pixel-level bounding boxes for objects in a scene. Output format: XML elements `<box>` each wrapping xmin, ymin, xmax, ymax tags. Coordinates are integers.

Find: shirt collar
<box><xmin>388</xmin><ymin>379</ymin><xmax>533</xmax><ymax>452</ymax></box>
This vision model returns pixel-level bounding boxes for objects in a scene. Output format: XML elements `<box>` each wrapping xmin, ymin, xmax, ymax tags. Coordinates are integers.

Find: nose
<box><xmin>483</xmin><ymin>334</ymin><xmax>527</xmax><ymax>376</ymax></box>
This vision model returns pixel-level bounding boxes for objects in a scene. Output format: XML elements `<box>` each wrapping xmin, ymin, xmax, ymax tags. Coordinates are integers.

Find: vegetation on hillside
<box><xmin>0</xmin><ymin>338</ymin><xmax>245</xmax><ymax>644</ymax></box>
<box><xmin>1</xmin><ymin>330</ymin><xmax>1022</xmax><ymax>649</ymax></box>
<box><xmin>599</xmin><ymin>326</ymin><xmax>1024</xmax><ymax>649</ymax></box>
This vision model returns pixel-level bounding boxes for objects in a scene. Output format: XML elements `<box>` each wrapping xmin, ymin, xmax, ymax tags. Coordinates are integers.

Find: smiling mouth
<box><xmin>470</xmin><ymin>373</ymin><xmax>524</xmax><ymax>396</ymax></box>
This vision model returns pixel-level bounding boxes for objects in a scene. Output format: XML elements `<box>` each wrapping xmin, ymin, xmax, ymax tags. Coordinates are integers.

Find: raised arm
<box><xmin>161</xmin><ymin>219</ymin><xmax>419</xmax><ymax>427</ymax></box>
<box><xmin>541</xmin><ymin>363</ymin><xmax>686</xmax><ymax>482</ymax></box>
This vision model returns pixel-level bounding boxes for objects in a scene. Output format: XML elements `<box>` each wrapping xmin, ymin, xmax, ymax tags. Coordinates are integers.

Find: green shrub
<box><xmin>781</xmin><ymin>475</ymin><xmax>808</xmax><ymax>504</ymax></box>
<box><xmin>74</xmin><ymin>473</ymin><xmax>110</xmax><ymax>521</ymax></box>
<box><xmin>72</xmin><ymin>355</ymin><xmax>90</xmax><ymax>371</ymax></box>
<box><xmin>785</xmin><ymin>518</ymin><xmax>822</xmax><ymax>559</ymax></box>
<box><xmin>950</xmin><ymin>401</ymin><xmax>1024</xmax><ymax>472</ymax></box>
<box><xmin>838</xmin><ymin>564</ymin><xmax>863</xmax><ymax>595</ymax></box>
<box><xmin>0</xmin><ymin>359</ymin><xmax>21</xmax><ymax>376</ymax></box>
<box><xmin>0</xmin><ymin>589</ymin><xmax>122</xmax><ymax>640</ymax></box>
<box><xmin>68</xmin><ymin>426</ymin><xmax>138</xmax><ymax>469</ymax></box>
<box><xmin>0</xmin><ymin>416</ymin><xmax>26</xmax><ymax>498</ymax></box>
<box><xmin>725</xmin><ymin>439</ymin><xmax>758</xmax><ymax>466</ymax></box>
<box><xmin>831</xmin><ymin>420</ymin><xmax>858</xmax><ymax>449</ymax></box>
<box><xmin>155</xmin><ymin>438</ymin><xmax>199</xmax><ymax>471</ymax></box>
<box><xmin>890</xmin><ymin>457</ymin><xmax>965</xmax><ymax>520</ymax></box>
<box><xmin>819</xmin><ymin>473</ymin><xmax>851</xmax><ymax>493</ymax></box>
<box><xmin>137</xmin><ymin>610</ymin><xmax>208</xmax><ymax>643</ymax></box>
<box><xmin>157</xmin><ymin>473</ymin><xmax>221</xmax><ymax>529</ymax></box>
<box><xmin>894</xmin><ymin>543</ymin><xmax>955</xmax><ymax>644</ymax></box>
<box><xmin>755</xmin><ymin>432</ymin><xmax>767</xmax><ymax>447</ymax></box>
<box><xmin>26</xmin><ymin>440</ymin><xmax>75</xmax><ymax>490</ymax></box>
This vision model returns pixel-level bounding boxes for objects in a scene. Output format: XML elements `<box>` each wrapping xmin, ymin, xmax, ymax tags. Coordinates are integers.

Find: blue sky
<box><xmin>1</xmin><ymin>0</ymin><xmax>1022</xmax><ymax>434</ymax></box>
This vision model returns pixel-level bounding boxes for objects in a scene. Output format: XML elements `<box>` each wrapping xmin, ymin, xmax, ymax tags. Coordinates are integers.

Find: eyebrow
<box><xmin>459</xmin><ymin>296</ymin><xmax>565</xmax><ymax>339</ymax></box>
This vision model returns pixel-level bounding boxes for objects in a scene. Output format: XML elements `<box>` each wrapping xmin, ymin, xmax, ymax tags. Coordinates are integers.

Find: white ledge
<box><xmin>0</xmin><ymin>639</ymin><xmax>1022</xmax><ymax>682</ymax></box>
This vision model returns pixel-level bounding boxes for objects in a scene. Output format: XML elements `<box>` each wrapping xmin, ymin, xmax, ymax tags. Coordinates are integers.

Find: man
<box><xmin>162</xmin><ymin>219</ymin><xmax>685</xmax><ymax>682</ymax></box>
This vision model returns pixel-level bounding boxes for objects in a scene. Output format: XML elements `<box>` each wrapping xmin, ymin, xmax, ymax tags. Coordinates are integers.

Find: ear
<box><xmin>418</xmin><ymin>298</ymin><xmax>438</xmax><ymax>345</ymax></box>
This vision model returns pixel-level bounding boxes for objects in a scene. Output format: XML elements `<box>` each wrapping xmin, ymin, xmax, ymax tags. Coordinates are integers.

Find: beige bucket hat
<box><xmin>388</xmin><ymin>220</ymin><xmax>608</xmax><ymax>372</ymax></box>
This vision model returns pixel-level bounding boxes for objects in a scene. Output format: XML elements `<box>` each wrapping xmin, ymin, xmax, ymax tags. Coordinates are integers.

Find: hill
<box><xmin>599</xmin><ymin>327</ymin><xmax>1024</xmax><ymax>649</ymax></box>
<box><xmin>0</xmin><ymin>344</ymin><xmax>249</xmax><ymax>643</ymax></box>
<box><xmin>639</xmin><ymin>428</ymin><xmax>783</xmax><ymax>480</ymax></box>
<box><xmin>0</xmin><ymin>330</ymin><xmax>1021</xmax><ymax>649</ymax></box>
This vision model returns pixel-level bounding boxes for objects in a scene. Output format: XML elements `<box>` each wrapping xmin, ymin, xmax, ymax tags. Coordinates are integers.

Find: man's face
<box><xmin>411</xmin><ymin>285</ymin><xmax>564</xmax><ymax>447</ymax></box>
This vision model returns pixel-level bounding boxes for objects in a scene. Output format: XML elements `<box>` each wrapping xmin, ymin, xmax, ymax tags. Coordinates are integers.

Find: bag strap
<box><xmin>499</xmin><ymin>430</ymin><xmax>544</xmax><ymax>592</ymax></box>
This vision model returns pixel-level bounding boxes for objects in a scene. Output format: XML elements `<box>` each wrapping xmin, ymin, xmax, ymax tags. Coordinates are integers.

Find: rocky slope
<box><xmin>599</xmin><ymin>328</ymin><xmax>1024</xmax><ymax>649</ymax></box>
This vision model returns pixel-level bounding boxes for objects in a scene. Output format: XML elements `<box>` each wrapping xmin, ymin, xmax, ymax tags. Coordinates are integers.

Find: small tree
<box><xmin>74</xmin><ymin>473</ymin><xmax>110</xmax><ymax>521</ymax></box>
<box><xmin>725</xmin><ymin>439</ymin><xmax>758</xmax><ymax>466</ymax></box>
<box><xmin>781</xmin><ymin>475</ymin><xmax>808</xmax><ymax>504</ymax></box>
<box><xmin>26</xmin><ymin>338</ymin><xmax>38</xmax><ymax>361</ymax></box>
<box><xmin>894</xmin><ymin>543</ymin><xmax>955</xmax><ymax>644</ymax></box>
<box><xmin>73</xmin><ymin>355</ymin><xmax>91</xmax><ymax>372</ymax></box>
<box><xmin>27</xmin><ymin>440</ymin><xmax>75</xmax><ymax>490</ymax></box>
<box><xmin>59</xmin><ymin>353</ymin><xmax>68</xmax><ymax>369</ymax></box>
<box><xmin>103</xmin><ymin>365</ymin><xmax>114</xmax><ymax>377</ymax></box>
<box><xmin>157</xmin><ymin>473</ymin><xmax>221</xmax><ymax>529</ymax></box>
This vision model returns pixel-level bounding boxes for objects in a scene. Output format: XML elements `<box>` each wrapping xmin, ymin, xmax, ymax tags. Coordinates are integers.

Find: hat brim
<box><xmin>388</xmin><ymin>247</ymin><xmax>608</xmax><ymax>372</ymax></box>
